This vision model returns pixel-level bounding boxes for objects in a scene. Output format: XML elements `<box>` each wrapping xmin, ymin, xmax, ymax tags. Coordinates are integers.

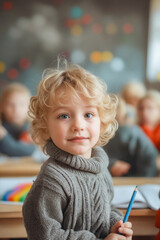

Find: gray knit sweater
<box><xmin>22</xmin><ymin>140</ymin><xmax>123</xmax><ymax>240</ymax></box>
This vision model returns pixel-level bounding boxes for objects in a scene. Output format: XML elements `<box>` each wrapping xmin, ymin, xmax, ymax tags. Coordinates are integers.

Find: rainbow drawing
<box><xmin>1</xmin><ymin>183</ymin><xmax>32</xmax><ymax>202</ymax></box>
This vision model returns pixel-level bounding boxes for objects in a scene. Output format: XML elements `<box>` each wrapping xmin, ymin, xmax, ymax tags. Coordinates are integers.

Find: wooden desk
<box><xmin>0</xmin><ymin>174</ymin><xmax>159</xmax><ymax>238</ymax></box>
<box><xmin>0</xmin><ymin>204</ymin><xmax>158</xmax><ymax>239</ymax></box>
<box><xmin>121</xmin><ymin>209</ymin><xmax>158</xmax><ymax>237</ymax></box>
<box><xmin>113</xmin><ymin>177</ymin><xmax>160</xmax><ymax>185</ymax></box>
<box><xmin>0</xmin><ymin>157</ymin><xmax>42</xmax><ymax>177</ymax></box>
<box><xmin>0</xmin><ymin>204</ymin><xmax>26</xmax><ymax>239</ymax></box>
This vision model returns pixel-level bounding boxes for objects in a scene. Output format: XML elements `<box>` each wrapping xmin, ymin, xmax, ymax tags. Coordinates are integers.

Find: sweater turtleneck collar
<box><xmin>46</xmin><ymin>140</ymin><xmax>106</xmax><ymax>174</ymax></box>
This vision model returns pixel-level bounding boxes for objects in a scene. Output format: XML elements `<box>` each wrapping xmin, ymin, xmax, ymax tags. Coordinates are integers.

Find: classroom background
<box><xmin>0</xmin><ymin>0</ymin><xmax>160</xmax><ymax>94</ymax></box>
<box><xmin>0</xmin><ymin>1</ymin><xmax>160</xmax><ymax>239</ymax></box>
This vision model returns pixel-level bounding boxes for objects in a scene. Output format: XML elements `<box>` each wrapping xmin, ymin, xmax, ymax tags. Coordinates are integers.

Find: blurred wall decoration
<box><xmin>147</xmin><ymin>0</ymin><xmax>160</xmax><ymax>82</ymax></box>
<box><xmin>0</xmin><ymin>0</ymin><xmax>150</xmax><ymax>94</ymax></box>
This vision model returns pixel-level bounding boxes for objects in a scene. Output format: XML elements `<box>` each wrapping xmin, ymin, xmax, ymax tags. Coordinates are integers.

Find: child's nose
<box><xmin>71</xmin><ymin>117</ymin><xmax>84</xmax><ymax>132</ymax></box>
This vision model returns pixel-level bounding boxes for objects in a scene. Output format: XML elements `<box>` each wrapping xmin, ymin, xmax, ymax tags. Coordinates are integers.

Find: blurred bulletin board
<box><xmin>0</xmin><ymin>0</ymin><xmax>150</xmax><ymax>94</ymax></box>
<box><xmin>147</xmin><ymin>0</ymin><xmax>160</xmax><ymax>82</ymax></box>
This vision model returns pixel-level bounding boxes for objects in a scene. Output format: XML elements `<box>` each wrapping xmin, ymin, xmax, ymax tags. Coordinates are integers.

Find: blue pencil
<box><xmin>118</xmin><ymin>185</ymin><xmax>138</xmax><ymax>235</ymax></box>
<box><xmin>123</xmin><ymin>185</ymin><xmax>138</xmax><ymax>223</ymax></box>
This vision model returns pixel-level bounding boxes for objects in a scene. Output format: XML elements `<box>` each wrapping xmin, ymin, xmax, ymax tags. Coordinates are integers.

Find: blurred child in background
<box><xmin>122</xmin><ymin>81</ymin><xmax>146</xmax><ymax>125</ymax></box>
<box><xmin>103</xmin><ymin>96</ymin><xmax>158</xmax><ymax>177</ymax></box>
<box><xmin>138</xmin><ymin>90</ymin><xmax>160</xmax><ymax>152</ymax></box>
<box><xmin>0</xmin><ymin>83</ymin><xmax>47</xmax><ymax>161</ymax></box>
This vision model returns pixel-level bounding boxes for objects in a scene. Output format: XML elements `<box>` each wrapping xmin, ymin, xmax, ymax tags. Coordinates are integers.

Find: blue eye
<box><xmin>58</xmin><ymin>114</ymin><xmax>69</xmax><ymax>119</ymax></box>
<box><xmin>85</xmin><ymin>113</ymin><xmax>93</xmax><ymax>118</ymax></box>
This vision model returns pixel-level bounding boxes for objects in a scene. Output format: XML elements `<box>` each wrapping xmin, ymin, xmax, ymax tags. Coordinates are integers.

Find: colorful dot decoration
<box><xmin>0</xmin><ymin>62</ymin><xmax>6</xmax><ymax>73</ymax></box>
<box><xmin>110</xmin><ymin>57</ymin><xmax>125</xmax><ymax>71</ymax></box>
<box><xmin>123</xmin><ymin>23</ymin><xmax>133</xmax><ymax>34</ymax></box>
<box><xmin>90</xmin><ymin>51</ymin><xmax>102</xmax><ymax>63</ymax></box>
<box><xmin>71</xmin><ymin>25</ymin><xmax>83</xmax><ymax>36</ymax></box>
<box><xmin>71</xmin><ymin>50</ymin><xmax>86</xmax><ymax>64</ymax></box>
<box><xmin>102</xmin><ymin>51</ymin><xmax>113</xmax><ymax>62</ymax></box>
<box><xmin>65</xmin><ymin>5</ymin><xmax>93</xmax><ymax>36</ymax></box>
<box><xmin>90</xmin><ymin>51</ymin><xmax>113</xmax><ymax>64</ymax></box>
<box><xmin>0</xmin><ymin>58</ymin><xmax>31</xmax><ymax>81</ymax></box>
<box><xmin>65</xmin><ymin>14</ymin><xmax>92</xmax><ymax>28</ymax></box>
<box><xmin>19</xmin><ymin>58</ymin><xmax>30</xmax><ymax>69</ymax></box>
<box><xmin>82</xmin><ymin>14</ymin><xmax>92</xmax><ymax>25</ymax></box>
<box><xmin>70</xmin><ymin>6</ymin><xmax>83</xmax><ymax>19</ymax></box>
<box><xmin>66</xmin><ymin>5</ymin><xmax>134</xmax><ymax>37</ymax></box>
<box><xmin>2</xmin><ymin>1</ymin><xmax>13</xmax><ymax>11</ymax></box>
<box><xmin>157</xmin><ymin>72</ymin><xmax>160</xmax><ymax>81</ymax></box>
<box><xmin>106</xmin><ymin>23</ymin><xmax>117</xmax><ymax>35</ymax></box>
<box><xmin>7</xmin><ymin>68</ymin><xmax>18</xmax><ymax>79</ymax></box>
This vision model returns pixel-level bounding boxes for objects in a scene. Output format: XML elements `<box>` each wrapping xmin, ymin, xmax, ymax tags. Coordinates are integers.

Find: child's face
<box><xmin>46</xmin><ymin>93</ymin><xmax>101</xmax><ymax>159</ymax></box>
<box><xmin>1</xmin><ymin>92</ymin><xmax>29</xmax><ymax>125</ymax></box>
<box><xmin>125</xmin><ymin>95</ymin><xmax>139</xmax><ymax>107</ymax></box>
<box><xmin>138</xmin><ymin>98</ymin><xmax>160</xmax><ymax>126</ymax></box>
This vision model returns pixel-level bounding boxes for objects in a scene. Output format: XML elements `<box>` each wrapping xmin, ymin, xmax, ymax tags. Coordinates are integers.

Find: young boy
<box><xmin>23</xmin><ymin>63</ymin><xmax>133</xmax><ymax>240</ymax></box>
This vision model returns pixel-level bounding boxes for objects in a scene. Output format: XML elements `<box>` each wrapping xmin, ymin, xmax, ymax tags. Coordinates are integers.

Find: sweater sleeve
<box><xmin>108</xmin><ymin>172</ymin><xmax>124</xmax><ymax>229</ymax></box>
<box><xmin>23</xmin><ymin>184</ymin><xmax>103</xmax><ymax>240</ymax></box>
<box><xmin>0</xmin><ymin>132</ymin><xmax>35</xmax><ymax>156</ymax></box>
<box><xmin>97</xmin><ymin>148</ymin><xmax>124</xmax><ymax>231</ymax></box>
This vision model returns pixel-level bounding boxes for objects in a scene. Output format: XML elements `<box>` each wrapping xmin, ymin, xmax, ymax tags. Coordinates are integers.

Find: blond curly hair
<box><xmin>29</xmin><ymin>62</ymin><xmax>118</xmax><ymax>151</ymax></box>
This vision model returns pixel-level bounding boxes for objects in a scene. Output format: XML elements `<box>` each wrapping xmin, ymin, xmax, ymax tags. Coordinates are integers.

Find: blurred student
<box><xmin>0</xmin><ymin>83</ymin><xmax>47</xmax><ymax>161</ymax></box>
<box><xmin>103</xmin><ymin>96</ymin><xmax>158</xmax><ymax>177</ymax></box>
<box><xmin>138</xmin><ymin>90</ymin><xmax>160</xmax><ymax>152</ymax></box>
<box><xmin>122</xmin><ymin>81</ymin><xmax>146</xmax><ymax>125</ymax></box>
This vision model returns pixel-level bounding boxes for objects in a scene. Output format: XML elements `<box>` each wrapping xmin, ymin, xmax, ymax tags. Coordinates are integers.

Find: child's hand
<box><xmin>109</xmin><ymin>220</ymin><xmax>133</xmax><ymax>240</ymax></box>
<box><xmin>104</xmin><ymin>233</ymin><xmax>128</xmax><ymax>240</ymax></box>
<box><xmin>110</xmin><ymin>161</ymin><xmax>131</xmax><ymax>176</ymax></box>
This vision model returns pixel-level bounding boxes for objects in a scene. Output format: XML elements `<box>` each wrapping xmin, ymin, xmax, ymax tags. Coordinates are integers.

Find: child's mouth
<box><xmin>68</xmin><ymin>136</ymin><xmax>88</xmax><ymax>142</ymax></box>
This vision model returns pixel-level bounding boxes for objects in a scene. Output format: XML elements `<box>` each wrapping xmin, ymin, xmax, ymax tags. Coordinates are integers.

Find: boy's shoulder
<box><xmin>36</xmin><ymin>158</ymin><xmax>72</xmax><ymax>194</ymax></box>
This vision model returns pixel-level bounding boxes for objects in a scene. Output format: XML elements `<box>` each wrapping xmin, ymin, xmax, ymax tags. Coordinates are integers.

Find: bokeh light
<box><xmin>71</xmin><ymin>25</ymin><xmax>83</xmax><ymax>36</ymax></box>
<box><xmin>90</xmin><ymin>51</ymin><xmax>102</xmax><ymax>63</ymax></box>
<box><xmin>19</xmin><ymin>58</ymin><xmax>30</xmax><ymax>69</ymax></box>
<box><xmin>82</xmin><ymin>14</ymin><xmax>92</xmax><ymax>25</ymax></box>
<box><xmin>0</xmin><ymin>62</ymin><xmax>6</xmax><ymax>73</ymax></box>
<box><xmin>157</xmin><ymin>72</ymin><xmax>160</xmax><ymax>81</ymax></box>
<box><xmin>106</xmin><ymin>23</ymin><xmax>117</xmax><ymax>35</ymax></box>
<box><xmin>71</xmin><ymin>50</ymin><xmax>86</xmax><ymax>64</ymax></box>
<box><xmin>123</xmin><ymin>23</ymin><xmax>133</xmax><ymax>34</ymax></box>
<box><xmin>70</xmin><ymin>6</ymin><xmax>83</xmax><ymax>19</ymax></box>
<box><xmin>65</xmin><ymin>19</ymin><xmax>75</xmax><ymax>28</ymax></box>
<box><xmin>8</xmin><ymin>68</ymin><xmax>18</xmax><ymax>79</ymax></box>
<box><xmin>102</xmin><ymin>51</ymin><xmax>113</xmax><ymax>62</ymax></box>
<box><xmin>110</xmin><ymin>57</ymin><xmax>125</xmax><ymax>71</ymax></box>
<box><xmin>2</xmin><ymin>1</ymin><xmax>13</xmax><ymax>11</ymax></box>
